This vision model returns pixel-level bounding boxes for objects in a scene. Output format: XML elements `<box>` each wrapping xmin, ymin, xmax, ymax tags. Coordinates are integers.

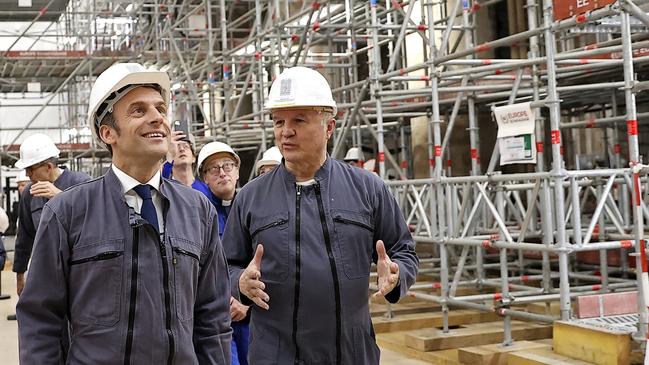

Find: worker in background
<box><xmin>5</xmin><ymin>170</ymin><xmax>31</xmax><ymax>236</ymax></box>
<box><xmin>162</xmin><ymin>130</ymin><xmax>212</xmax><ymax>194</ymax></box>
<box><xmin>223</xmin><ymin>66</ymin><xmax>419</xmax><ymax>365</ymax></box>
<box><xmin>12</xmin><ymin>133</ymin><xmax>91</xmax><ymax>296</ymax></box>
<box><xmin>256</xmin><ymin>146</ymin><xmax>283</xmax><ymax>176</ymax></box>
<box><xmin>197</xmin><ymin>141</ymin><xmax>250</xmax><ymax>365</ymax></box>
<box><xmin>343</xmin><ymin>146</ymin><xmax>364</xmax><ymax>168</ymax></box>
<box><xmin>17</xmin><ymin>63</ymin><xmax>231</xmax><ymax>364</ymax></box>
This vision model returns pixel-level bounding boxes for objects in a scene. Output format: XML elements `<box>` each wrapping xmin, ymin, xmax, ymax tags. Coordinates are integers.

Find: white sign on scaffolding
<box><xmin>493</xmin><ymin>102</ymin><xmax>537</xmax><ymax>165</ymax></box>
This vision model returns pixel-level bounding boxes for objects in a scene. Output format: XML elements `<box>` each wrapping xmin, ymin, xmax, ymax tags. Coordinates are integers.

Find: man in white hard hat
<box><xmin>256</xmin><ymin>146</ymin><xmax>283</xmax><ymax>176</ymax></box>
<box><xmin>5</xmin><ymin>170</ymin><xmax>31</xmax><ymax>236</ymax></box>
<box><xmin>197</xmin><ymin>141</ymin><xmax>250</xmax><ymax>365</ymax></box>
<box><xmin>17</xmin><ymin>63</ymin><xmax>231</xmax><ymax>365</ymax></box>
<box><xmin>12</xmin><ymin>134</ymin><xmax>91</xmax><ymax>296</ymax></box>
<box><xmin>223</xmin><ymin>66</ymin><xmax>418</xmax><ymax>365</ymax></box>
<box><xmin>343</xmin><ymin>147</ymin><xmax>364</xmax><ymax>168</ymax></box>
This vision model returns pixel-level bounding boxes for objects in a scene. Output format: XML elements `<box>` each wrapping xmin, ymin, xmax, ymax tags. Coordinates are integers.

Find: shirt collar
<box><xmin>111</xmin><ymin>164</ymin><xmax>161</xmax><ymax>194</ymax></box>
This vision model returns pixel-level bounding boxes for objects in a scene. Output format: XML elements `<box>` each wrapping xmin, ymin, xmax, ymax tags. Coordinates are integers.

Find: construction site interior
<box><xmin>3</xmin><ymin>0</ymin><xmax>649</xmax><ymax>364</ymax></box>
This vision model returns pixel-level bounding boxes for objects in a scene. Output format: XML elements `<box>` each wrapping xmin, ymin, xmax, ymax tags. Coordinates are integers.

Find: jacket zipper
<box><xmin>292</xmin><ymin>184</ymin><xmax>302</xmax><ymax>365</ymax></box>
<box><xmin>314</xmin><ymin>183</ymin><xmax>342</xmax><ymax>365</ymax></box>
<box><xmin>70</xmin><ymin>251</ymin><xmax>123</xmax><ymax>265</ymax></box>
<box><xmin>333</xmin><ymin>216</ymin><xmax>374</xmax><ymax>232</ymax></box>
<box><xmin>123</xmin><ymin>228</ymin><xmax>139</xmax><ymax>364</ymax></box>
<box><xmin>159</xmin><ymin>233</ymin><xmax>175</xmax><ymax>365</ymax></box>
<box><xmin>251</xmin><ymin>218</ymin><xmax>289</xmax><ymax>237</ymax></box>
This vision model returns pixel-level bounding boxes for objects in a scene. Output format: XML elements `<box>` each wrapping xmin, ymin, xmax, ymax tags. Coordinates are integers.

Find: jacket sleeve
<box><xmin>161</xmin><ymin>161</ymin><xmax>174</xmax><ymax>179</ymax></box>
<box><xmin>193</xmin><ymin>205</ymin><xmax>232</xmax><ymax>365</ymax></box>
<box><xmin>12</xmin><ymin>187</ymin><xmax>36</xmax><ymax>274</ymax></box>
<box><xmin>222</xmin><ymin>198</ymin><xmax>253</xmax><ymax>305</ymax></box>
<box><xmin>16</xmin><ymin>204</ymin><xmax>69</xmax><ymax>364</ymax></box>
<box><xmin>373</xmin><ymin>182</ymin><xmax>419</xmax><ymax>303</ymax></box>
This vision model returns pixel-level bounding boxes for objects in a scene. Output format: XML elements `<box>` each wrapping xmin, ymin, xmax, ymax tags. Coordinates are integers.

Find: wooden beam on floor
<box><xmin>507</xmin><ymin>348</ymin><xmax>595</xmax><ymax>365</ymax></box>
<box><xmin>553</xmin><ymin>320</ymin><xmax>631</xmax><ymax>365</ymax></box>
<box><xmin>373</xmin><ymin>310</ymin><xmax>500</xmax><ymax>334</ymax></box>
<box><xmin>405</xmin><ymin>321</ymin><xmax>553</xmax><ymax>351</ymax></box>
<box><xmin>457</xmin><ymin>340</ymin><xmax>550</xmax><ymax>365</ymax></box>
<box><xmin>377</xmin><ymin>332</ymin><xmax>462</xmax><ymax>365</ymax></box>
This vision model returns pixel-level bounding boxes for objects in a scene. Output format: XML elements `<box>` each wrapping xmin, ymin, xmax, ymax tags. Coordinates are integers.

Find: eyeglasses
<box><xmin>204</xmin><ymin>161</ymin><xmax>237</xmax><ymax>175</ymax></box>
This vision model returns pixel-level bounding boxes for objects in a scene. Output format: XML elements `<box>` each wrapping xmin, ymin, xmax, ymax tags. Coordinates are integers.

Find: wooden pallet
<box><xmin>373</xmin><ymin>310</ymin><xmax>500</xmax><ymax>334</ymax></box>
<box><xmin>458</xmin><ymin>340</ymin><xmax>550</xmax><ymax>365</ymax></box>
<box><xmin>405</xmin><ymin>321</ymin><xmax>553</xmax><ymax>352</ymax></box>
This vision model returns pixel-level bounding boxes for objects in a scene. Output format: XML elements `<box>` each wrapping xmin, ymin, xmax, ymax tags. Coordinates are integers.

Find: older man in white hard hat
<box><xmin>17</xmin><ymin>63</ymin><xmax>231</xmax><ymax>365</ymax></box>
<box><xmin>256</xmin><ymin>146</ymin><xmax>283</xmax><ymax>176</ymax></box>
<box><xmin>196</xmin><ymin>141</ymin><xmax>249</xmax><ymax>365</ymax></box>
<box><xmin>12</xmin><ymin>134</ymin><xmax>90</xmax><ymax>296</ymax></box>
<box><xmin>223</xmin><ymin>66</ymin><xmax>418</xmax><ymax>365</ymax></box>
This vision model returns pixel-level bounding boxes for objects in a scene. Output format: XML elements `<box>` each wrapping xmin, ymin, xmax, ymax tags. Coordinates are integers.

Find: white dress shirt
<box><xmin>111</xmin><ymin>165</ymin><xmax>165</xmax><ymax>233</ymax></box>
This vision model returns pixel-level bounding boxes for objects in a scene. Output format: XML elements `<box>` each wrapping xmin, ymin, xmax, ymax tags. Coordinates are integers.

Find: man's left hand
<box><xmin>373</xmin><ymin>240</ymin><xmax>400</xmax><ymax>299</ymax></box>
<box><xmin>30</xmin><ymin>181</ymin><xmax>62</xmax><ymax>199</ymax></box>
<box><xmin>230</xmin><ymin>297</ymin><xmax>250</xmax><ymax>322</ymax></box>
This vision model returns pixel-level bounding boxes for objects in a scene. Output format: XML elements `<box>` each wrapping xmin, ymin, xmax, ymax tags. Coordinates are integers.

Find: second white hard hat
<box><xmin>15</xmin><ymin>133</ymin><xmax>60</xmax><ymax>169</ymax></box>
<box><xmin>197</xmin><ymin>141</ymin><xmax>241</xmax><ymax>173</ymax></box>
<box><xmin>265</xmin><ymin>66</ymin><xmax>337</xmax><ymax>115</ymax></box>
<box><xmin>344</xmin><ymin>147</ymin><xmax>364</xmax><ymax>162</ymax></box>
<box><xmin>256</xmin><ymin>146</ymin><xmax>283</xmax><ymax>174</ymax></box>
<box><xmin>16</xmin><ymin>170</ymin><xmax>30</xmax><ymax>183</ymax></box>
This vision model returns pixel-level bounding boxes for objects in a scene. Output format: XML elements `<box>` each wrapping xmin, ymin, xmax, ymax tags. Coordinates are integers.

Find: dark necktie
<box><xmin>133</xmin><ymin>184</ymin><xmax>159</xmax><ymax>231</ymax></box>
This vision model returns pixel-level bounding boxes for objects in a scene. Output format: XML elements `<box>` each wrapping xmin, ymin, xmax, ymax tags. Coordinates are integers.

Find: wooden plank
<box><xmin>377</xmin><ymin>332</ymin><xmax>462</xmax><ymax>365</ymax></box>
<box><xmin>370</xmin><ymin>300</ymin><xmax>440</xmax><ymax>317</ymax></box>
<box><xmin>553</xmin><ymin>321</ymin><xmax>631</xmax><ymax>365</ymax></box>
<box><xmin>507</xmin><ymin>348</ymin><xmax>595</xmax><ymax>365</ymax></box>
<box><xmin>458</xmin><ymin>341</ymin><xmax>549</xmax><ymax>365</ymax></box>
<box><xmin>405</xmin><ymin>321</ymin><xmax>553</xmax><ymax>351</ymax></box>
<box><xmin>525</xmin><ymin>302</ymin><xmax>562</xmax><ymax>317</ymax></box>
<box><xmin>373</xmin><ymin>310</ymin><xmax>500</xmax><ymax>334</ymax></box>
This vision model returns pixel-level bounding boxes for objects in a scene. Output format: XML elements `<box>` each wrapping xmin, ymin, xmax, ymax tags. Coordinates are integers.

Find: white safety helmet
<box><xmin>197</xmin><ymin>141</ymin><xmax>241</xmax><ymax>174</ymax></box>
<box><xmin>87</xmin><ymin>63</ymin><xmax>170</xmax><ymax>144</ymax></box>
<box><xmin>15</xmin><ymin>133</ymin><xmax>60</xmax><ymax>169</ymax></box>
<box><xmin>265</xmin><ymin>66</ymin><xmax>337</xmax><ymax>115</ymax></box>
<box><xmin>344</xmin><ymin>147</ymin><xmax>364</xmax><ymax>162</ymax></box>
<box><xmin>16</xmin><ymin>170</ymin><xmax>30</xmax><ymax>183</ymax></box>
<box><xmin>256</xmin><ymin>146</ymin><xmax>283</xmax><ymax>174</ymax></box>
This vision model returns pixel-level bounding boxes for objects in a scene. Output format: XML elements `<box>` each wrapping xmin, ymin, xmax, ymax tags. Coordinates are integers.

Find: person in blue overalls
<box><xmin>197</xmin><ymin>141</ymin><xmax>249</xmax><ymax>365</ymax></box>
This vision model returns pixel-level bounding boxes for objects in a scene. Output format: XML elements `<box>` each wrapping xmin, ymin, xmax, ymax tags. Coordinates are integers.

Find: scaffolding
<box><xmin>3</xmin><ymin>0</ymin><xmax>649</xmax><ymax>356</ymax></box>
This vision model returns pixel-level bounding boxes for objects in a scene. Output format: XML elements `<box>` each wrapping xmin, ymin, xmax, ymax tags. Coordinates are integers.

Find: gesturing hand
<box><xmin>373</xmin><ymin>240</ymin><xmax>400</xmax><ymax>299</ymax></box>
<box><xmin>239</xmin><ymin>244</ymin><xmax>270</xmax><ymax>310</ymax></box>
<box><xmin>30</xmin><ymin>181</ymin><xmax>62</xmax><ymax>199</ymax></box>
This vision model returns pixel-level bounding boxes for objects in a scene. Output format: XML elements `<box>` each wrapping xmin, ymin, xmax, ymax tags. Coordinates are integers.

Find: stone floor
<box><xmin>0</xmin><ymin>236</ymin><xmax>429</xmax><ymax>364</ymax></box>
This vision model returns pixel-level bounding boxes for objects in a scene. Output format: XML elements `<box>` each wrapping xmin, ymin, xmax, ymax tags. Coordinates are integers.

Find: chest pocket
<box><xmin>170</xmin><ymin>237</ymin><xmax>202</xmax><ymax>322</ymax></box>
<box><xmin>69</xmin><ymin>238</ymin><xmax>125</xmax><ymax>327</ymax></box>
<box><xmin>250</xmin><ymin>213</ymin><xmax>289</xmax><ymax>283</ymax></box>
<box><xmin>332</xmin><ymin>210</ymin><xmax>374</xmax><ymax>280</ymax></box>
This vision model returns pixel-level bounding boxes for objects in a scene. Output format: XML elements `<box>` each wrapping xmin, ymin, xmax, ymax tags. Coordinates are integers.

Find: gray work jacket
<box><xmin>13</xmin><ymin>168</ymin><xmax>91</xmax><ymax>274</ymax></box>
<box><xmin>223</xmin><ymin>156</ymin><xmax>418</xmax><ymax>365</ymax></box>
<box><xmin>17</xmin><ymin>168</ymin><xmax>232</xmax><ymax>365</ymax></box>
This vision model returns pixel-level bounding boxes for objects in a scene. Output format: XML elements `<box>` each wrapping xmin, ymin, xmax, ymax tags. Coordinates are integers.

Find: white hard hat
<box><xmin>87</xmin><ymin>63</ymin><xmax>170</xmax><ymax>144</ymax></box>
<box><xmin>15</xmin><ymin>133</ymin><xmax>60</xmax><ymax>169</ymax></box>
<box><xmin>16</xmin><ymin>170</ymin><xmax>30</xmax><ymax>183</ymax></box>
<box><xmin>197</xmin><ymin>141</ymin><xmax>240</xmax><ymax>173</ymax></box>
<box><xmin>256</xmin><ymin>146</ymin><xmax>283</xmax><ymax>174</ymax></box>
<box><xmin>344</xmin><ymin>147</ymin><xmax>364</xmax><ymax>162</ymax></box>
<box><xmin>265</xmin><ymin>66</ymin><xmax>337</xmax><ymax>115</ymax></box>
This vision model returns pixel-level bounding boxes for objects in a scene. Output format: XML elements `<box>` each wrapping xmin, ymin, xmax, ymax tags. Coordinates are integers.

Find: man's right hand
<box><xmin>167</xmin><ymin>131</ymin><xmax>186</xmax><ymax>162</ymax></box>
<box><xmin>239</xmin><ymin>244</ymin><xmax>269</xmax><ymax>310</ymax></box>
<box><xmin>16</xmin><ymin>273</ymin><xmax>25</xmax><ymax>296</ymax></box>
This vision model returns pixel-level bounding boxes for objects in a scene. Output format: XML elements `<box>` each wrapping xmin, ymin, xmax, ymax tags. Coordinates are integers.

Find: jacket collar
<box><xmin>279</xmin><ymin>154</ymin><xmax>332</xmax><ymax>185</ymax></box>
